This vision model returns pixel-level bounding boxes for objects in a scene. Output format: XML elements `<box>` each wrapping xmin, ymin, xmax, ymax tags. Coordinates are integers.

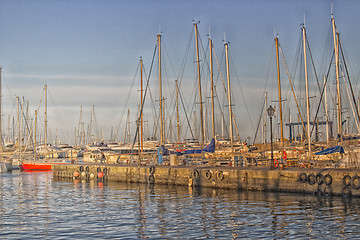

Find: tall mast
<box><xmin>157</xmin><ymin>34</ymin><xmax>165</xmax><ymax>145</ymax></box>
<box><xmin>225</xmin><ymin>42</ymin><xmax>234</xmax><ymax>154</ymax></box>
<box><xmin>34</xmin><ymin>110</ymin><xmax>37</xmax><ymax>161</ymax></box>
<box><xmin>324</xmin><ymin>75</ymin><xmax>329</xmax><ymax>144</ymax></box>
<box><xmin>264</xmin><ymin>92</ymin><xmax>267</xmax><ymax>143</ymax></box>
<box><xmin>17</xmin><ymin>96</ymin><xmax>21</xmax><ymax>161</ymax></box>
<box><xmin>332</xmin><ymin>14</ymin><xmax>342</xmax><ymax>145</ymax></box>
<box><xmin>302</xmin><ymin>26</ymin><xmax>311</xmax><ymax>157</ymax></box>
<box><xmin>175</xmin><ymin>80</ymin><xmax>180</xmax><ymax>143</ymax></box>
<box><xmin>194</xmin><ymin>22</ymin><xmax>205</xmax><ymax>146</ymax></box>
<box><xmin>44</xmin><ymin>84</ymin><xmax>48</xmax><ymax>159</ymax></box>
<box><xmin>140</xmin><ymin>57</ymin><xmax>144</xmax><ymax>153</ymax></box>
<box><xmin>275</xmin><ymin>37</ymin><xmax>284</xmax><ymax>142</ymax></box>
<box><xmin>209</xmin><ymin>37</ymin><xmax>215</xmax><ymax>139</ymax></box>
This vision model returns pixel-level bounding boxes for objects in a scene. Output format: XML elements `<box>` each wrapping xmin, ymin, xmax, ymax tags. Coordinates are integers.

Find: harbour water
<box><xmin>0</xmin><ymin>171</ymin><xmax>359</xmax><ymax>239</ymax></box>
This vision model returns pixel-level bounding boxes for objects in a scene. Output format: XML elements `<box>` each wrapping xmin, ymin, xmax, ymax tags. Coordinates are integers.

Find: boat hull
<box><xmin>20</xmin><ymin>162</ymin><xmax>53</xmax><ymax>171</ymax></box>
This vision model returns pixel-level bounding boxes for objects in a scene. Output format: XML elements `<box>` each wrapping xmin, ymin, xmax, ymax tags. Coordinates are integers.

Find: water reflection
<box><xmin>0</xmin><ymin>171</ymin><xmax>359</xmax><ymax>239</ymax></box>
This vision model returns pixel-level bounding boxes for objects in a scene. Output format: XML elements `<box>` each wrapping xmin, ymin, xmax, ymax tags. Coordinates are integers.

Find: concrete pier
<box><xmin>52</xmin><ymin>164</ymin><xmax>360</xmax><ymax>197</ymax></box>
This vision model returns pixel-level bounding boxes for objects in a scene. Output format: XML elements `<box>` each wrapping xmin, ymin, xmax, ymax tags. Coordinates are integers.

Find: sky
<box><xmin>0</xmin><ymin>0</ymin><xmax>360</xmax><ymax>145</ymax></box>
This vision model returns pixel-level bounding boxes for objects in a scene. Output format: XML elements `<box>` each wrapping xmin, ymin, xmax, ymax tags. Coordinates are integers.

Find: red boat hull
<box><xmin>20</xmin><ymin>162</ymin><xmax>53</xmax><ymax>171</ymax></box>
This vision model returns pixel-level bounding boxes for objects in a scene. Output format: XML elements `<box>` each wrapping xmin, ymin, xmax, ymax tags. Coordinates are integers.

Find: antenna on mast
<box><xmin>331</xmin><ymin>3</ymin><xmax>334</xmax><ymax>18</ymax></box>
<box><xmin>303</xmin><ymin>13</ymin><xmax>306</xmax><ymax>28</ymax></box>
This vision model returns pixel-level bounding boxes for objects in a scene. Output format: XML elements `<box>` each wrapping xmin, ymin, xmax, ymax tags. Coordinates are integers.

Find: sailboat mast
<box><xmin>17</xmin><ymin>96</ymin><xmax>20</xmax><ymax>160</ymax></box>
<box><xmin>264</xmin><ymin>92</ymin><xmax>267</xmax><ymax>143</ymax></box>
<box><xmin>140</xmin><ymin>57</ymin><xmax>144</xmax><ymax>153</ymax></box>
<box><xmin>34</xmin><ymin>110</ymin><xmax>37</xmax><ymax>161</ymax></box>
<box><xmin>332</xmin><ymin>15</ymin><xmax>342</xmax><ymax>145</ymax></box>
<box><xmin>225</xmin><ymin>42</ymin><xmax>234</xmax><ymax>153</ymax></box>
<box><xmin>302</xmin><ymin>26</ymin><xmax>311</xmax><ymax>157</ymax></box>
<box><xmin>194</xmin><ymin>23</ymin><xmax>205</xmax><ymax>146</ymax></box>
<box><xmin>275</xmin><ymin>37</ymin><xmax>284</xmax><ymax>142</ymax></box>
<box><xmin>209</xmin><ymin>37</ymin><xmax>215</xmax><ymax>139</ymax></box>
<box><xmin>175</xmin><ymin>80</ymin><xmax>180</xmax><ymax>143</ymax></box>
<box><xmin>324</xmin><ymin>75</ymin><xmax>329</xmax><ymax>144</ymax></box>
<box><xmin>45</xmin><ymin>84</ymin><xmax>48</xmax><ymax>159</ymax></box>
<box><xmin>157</xmin><ymin>34</ymin><xmax>165</xmax><ymax>145</ymax></box>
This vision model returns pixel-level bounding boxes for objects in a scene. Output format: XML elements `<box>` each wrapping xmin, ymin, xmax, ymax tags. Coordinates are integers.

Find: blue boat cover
<box><xmin>315</xmin><ymin>146</ymin><xmax>344</xmax><ymax>155</ymax></box>
<box><xmin>165</xmin><ymin>138</ymin><xmax>216</xmax><ymax>156</ymax></box>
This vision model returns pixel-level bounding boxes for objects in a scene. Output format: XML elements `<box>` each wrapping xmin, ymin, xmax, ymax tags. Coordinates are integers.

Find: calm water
<box><xmin>0</xmin><ymin>171</ymin><xmax>359</xmax><ymax>239</ymax></box>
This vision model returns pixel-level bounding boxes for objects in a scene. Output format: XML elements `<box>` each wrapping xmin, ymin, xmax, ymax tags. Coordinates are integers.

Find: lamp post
<box><xmin>267</xmin><ymin>105</ymin><xmax>276</xmax><ymax>170</ymax></box>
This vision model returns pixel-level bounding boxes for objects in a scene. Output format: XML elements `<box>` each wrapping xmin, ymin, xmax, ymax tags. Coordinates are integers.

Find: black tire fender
<box><xmin>351</xmin><ymin>175</ymin><xmax>360</xmax><ymax>190</ymax></box>
<box><xmin>324</xmin><ymin>174</ymin><xmax>332</xmax><ymax>186</ymax></box>
<box><xmin>299</xmin><ymin>173</ymin><xmax>307</xmax><ymax>183</ymax></box>
<box><xmin>307</xmin><ymin>173</ymin><xmax>316</xmax><ymax>185</ymax></box>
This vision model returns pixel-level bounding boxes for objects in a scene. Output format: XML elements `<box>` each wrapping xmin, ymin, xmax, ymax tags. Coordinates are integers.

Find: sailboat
<box><xmin>20</xmin><ymin>85</ymin><xmax>67</xmax><ymax>171</ymax></box>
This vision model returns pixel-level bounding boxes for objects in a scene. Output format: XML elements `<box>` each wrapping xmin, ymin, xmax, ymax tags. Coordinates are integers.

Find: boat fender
<box><xmin>351</xmin><ymin>175</ymin><xmax>360</xmax><ymax>190</ymax></box>
<box><xmin>307</xmin><ymin>173</ymin><xmax>316</xmax><ymax>185</ymax></box>
<box><xmin>324</xmin><ymin>174</ymin><xmax>333</xmax><ymax>186</ymax></box>
<box><xmin>86</xmin><ymin>173</ymin><xmax>90</xmax><ymax>180</ymax></box>
<box><xmin>341</xmin><ymin>186</ymin><xmax>352</xmax><ymax>197</ymax></box>
<box><xmin>315</xmin><ymin>173</ymin><xmax>324</xmax><ymax>185</ymax></box>
<box><xmin>193</xmin><ymin>170</ymin><xmax>200</xmax><ymax>179</ymax></box>
<box><xmin>324</xmin><ymin>185</ymin><xmax>333</xmax><ymax>196</ymax></box>
<box><xmin>299</xmin><ymin>173</ymin><xmax>307</xmax><ymax>183</ymax></box>
<box><xmin>150</xmin><ymin>166</ymin><xmax>156</xmax><ymax>174</ymax></box>
<box><xmin>97</xmin><ymin>167</ymin><xmax>101</xmax><ymax>173</ymax></box>
<box><xmin>217</xmin><ymin>171</ymin><xmax>224</xmax><ymax>181</ymax></box>
<box><xmin>149</xmin><ymin>174</ymin><xmax>155</xmax><ymax>184</ymax></box>
<box><xmin>85</xmin><ymin>166</ymin><xmax>90</xmax><ymax>172</ymax></box>
<box><xmin>97</xmin><ymin>172</ymin><xmax>104</xmax><ymax>178</ymax></box>
<box><xmin>81</xmin><ymin>171</ymin><xmax>86</xmax><ymax>177</ymax></box>
<box><xmin>73</xmin><ymin>171</ymin><xmax>80</xmax><ymax>178</ymax></box>
<box><xmin>205</xmin><ymin>170</ymin><xmax>212</xmax><ymax>180</ymax></box>
<box><xmin>342</xmin><ymin>175</ymin><xmax>351</xmax><ymax>186</ymax></box>
<box><xmin>79</xmin><ymin>166</ymin><xmax>84</xmax><ymax>172</ymax></box>
<box><xmin>90</xmin><ymin>173</ymin><xmax>95</xmax><ymax>179</ymax></box>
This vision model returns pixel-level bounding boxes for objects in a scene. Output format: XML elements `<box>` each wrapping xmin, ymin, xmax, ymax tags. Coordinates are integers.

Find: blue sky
<box><xmin>0</xmin><ymin>0</ymin><xmax>359</xmax><ymax>144</ymax></box>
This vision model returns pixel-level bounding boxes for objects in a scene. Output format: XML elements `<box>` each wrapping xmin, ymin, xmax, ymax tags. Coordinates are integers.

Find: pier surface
<box><xmin>52</xmin><ymin>164</ymin><xmax>360</xmax><ymax>197</ymax></box>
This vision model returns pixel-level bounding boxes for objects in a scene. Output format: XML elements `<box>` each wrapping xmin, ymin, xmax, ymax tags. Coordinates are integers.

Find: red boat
<box><xmin>20</xmin><ymin>162</ymin><xmax>59</xmax><ymax>171</ymax></box>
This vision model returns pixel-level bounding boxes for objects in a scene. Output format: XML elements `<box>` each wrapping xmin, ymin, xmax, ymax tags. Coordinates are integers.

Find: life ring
<box><xmin>341</xmin><ymin>186</ymin><xmax>352</xmax><ymax>197</ymax></box>
<box><xmin>350</xmin><ymin>175</ymin><xmax>360</xmax><ymax>190</ymax></box>
<box><xmin>85</xmin><ymin>166</ymin><xmax>90</xmax><ymax>172</ymax></box>
<box><xmin>342</xmin><ymin>175</ymin><xmax>351</xmax><ymax>186</ymax></box>
<box><xmin>103</xmin><ymin>168</ymin><xmax>108</xmax><ymax>175</ymax></box>
<box><xmin>149</xmin><ymin>174</ymin><xmax>155</xmax><ymax>184</ymax></box>
<box><xmin>324</xmin><ymin>174</ymin><xmax>332</xmax><ymax>186</ymax></box>
<box><xmin>150</xmin><ymin>166</ymin><xmax>156</xmax><ymax>174</ymax></box>
<box><xmin>315</xmin><ymin>173</ymin><xmax>324</xmax><ymax>185</ymax></box>
<box><xmin>193</xmin><ymin>170</ymin><xmax>200</xmax><ymax>179</ymax></box>
<box><xmin>324</xmin><ymin>185</ymin><xmax>333</xmax><ymax>196</ymax></box>
<box><xmin>205</xmin><ymin>170</ymin><xmax>212</xmax><ymax>180</ymax></box>
<box><xmin>299</xmin><ymin>173</ymin><xmax>307</xmax><ymax>183</ymax></box>
<box><xmin>97</xmin><ymin>167</ymin><xmax>101</xmax><ymax>173</ymax></box>
<box><xmin>307</xmin><ymin>173</ymin><xmax>316</xmax><ymax>185</ymax></box>
<box><xmin>274</xmin><ymin>159</ymin><xmax>279</xmax><ymax>168</ymax></box>
<box><xmin>217</xmin><ymin>171</ymin><xmax>224</xmax><ymax>181</ymax></box>
<box><xmin>79</xmin><ymin>166</ymin><xmax>84</xmax><ymax>172</ymax></box>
